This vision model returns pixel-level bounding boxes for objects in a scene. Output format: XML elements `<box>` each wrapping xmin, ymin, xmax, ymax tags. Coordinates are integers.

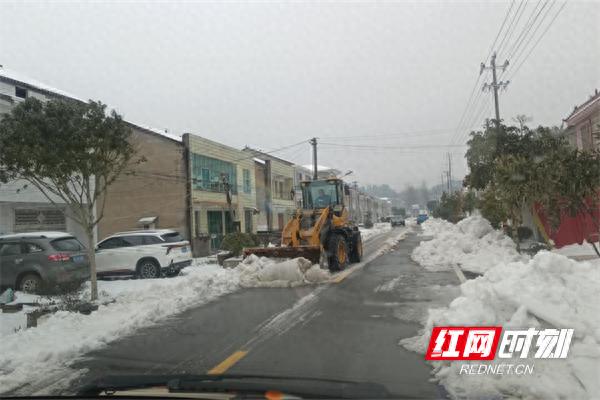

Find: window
<box><xmin>244</xmin><ymin>209</ymin><xmax>253</xmax><ymax>233</ymax></box>
<box><xmin>0</xmin><ymin>242</ymin><xmax>21</xmax><ymax>256</ymax></box>
<box><xmin>161</xmin><ymin>232</ymin><xmax>184</xmax><ymax>242</ymax></box>
<box><xmin>97</xmin><ymin>237</ymin><xmax>129</xmax><ymax>250</ymax></box>
<box><xmin>143</xmin><ymin>236</ymin><xmax>162</xmax><ymax>245</ymax></box>
<box><xmin>51</xmin><ymin>237</ymin><xmax>85</xmax><ymax>251</ymax></box>
<box><xmin>15</xmin><ymin>208</ymin><xmax>66</xmax><ymax>231</ymax></box>
<box><xmin>243</xmin><ymin>169</ymin><xmax>251</xmax><ymax>193</ymax></box>
<box><xmin>201</xmin><ymin>168</ymin><xmax>210</xmax><ymax>189</ymax></box>
<box><xmin>191</xmin><ymin>153</ymin><xmax>237</xmax><ymax>194</ymax></box>
<box><xmin>24</xmin><ymin>243</ymin><xmax>44</xmax><ymax>253</ymax></box>
<box><xmin>122</xmin><ymin>236</ymin><xmax>144</xmax><ymax>246</ymax></box>
<box><xmin>15</xmin><ymin>86</ymin><xmax>27</xmax><ymax>99</ymax></box>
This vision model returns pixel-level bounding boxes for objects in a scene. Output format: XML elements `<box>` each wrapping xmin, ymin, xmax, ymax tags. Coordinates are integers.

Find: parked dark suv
<box><xmin>0</xmin><ymin>232</ymin><xmax>90</xmax><ymax>293</ymax></box>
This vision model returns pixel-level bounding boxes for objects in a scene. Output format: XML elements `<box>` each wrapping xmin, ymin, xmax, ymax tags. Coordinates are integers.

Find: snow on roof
<box><xmin>564</xmin><ymin>90</ymin><xmax>600</xmax><ymax>124</ymax></box>
<box><xmin>0</xmin><ymin>67</ymin><xmax>84</xmax><ymax>102</ymax></box>
<box><xmin>0</xmin><ymin>231</ymin><xmax>73</xmax><ymax>240</ymax></box>
<box><xmin>301</xmin><ymin>164</ymin><xmax>337</xmax><ymax>171</ymax></box>
<box><xmin>0</xmin><ymin>67</ymin><xmax>181</xmax><ymax>143</ymax></box>
<box><xmin>253</xmin><ymin>157</ymin><xmax>266</xmax><ymax>164</ymax></box>
<box><xmin>126</xmin><ymin>120</ymin><xmax>182</xmax><ymax>143</ymax></box>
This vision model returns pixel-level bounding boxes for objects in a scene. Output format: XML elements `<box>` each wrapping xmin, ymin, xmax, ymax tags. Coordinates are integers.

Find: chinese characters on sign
<box><xmin>426</xmin><ymin>326</ymin><xmax>574</xmax><ymax>360</ymax></box>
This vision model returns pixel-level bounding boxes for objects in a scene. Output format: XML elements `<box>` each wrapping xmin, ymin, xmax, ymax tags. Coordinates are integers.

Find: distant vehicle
<box><xmin>416</xmin><ymin>214</ymin><xmax>429</xmax><ymax>224</ymax></box>
<box><xmin>0</xmin><ymin>232</ymin><xmax>90</xmax><ymax>293</ymax></box>
<box><xmin>390</xmin><ymin>215</ymin><xmax>405</xmax><ymax>227</ymax></box>
<box><xmin>95</xmin><ymin>229</ymin><xmax>192</xmax><ymax>279</ymax></box>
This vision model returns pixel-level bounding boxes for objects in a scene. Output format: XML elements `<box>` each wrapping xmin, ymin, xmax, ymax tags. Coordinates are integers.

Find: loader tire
<box><xmin>350</xmin><ymin>234</ymin><xmax>363</xmax><ymax>263</ymax></box>
<box><xmin>328</xmin><ymin>234</ymin><xmax>348</xmax><ymax>272</ymax></box>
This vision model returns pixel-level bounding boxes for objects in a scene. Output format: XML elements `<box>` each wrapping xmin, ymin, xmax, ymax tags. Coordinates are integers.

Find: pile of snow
<box><xmin>236</xmin><ymin>255</ymin><xmax>330</xmax><ymax>288</ymax></box>
<box><xmin>412</xmin><ymin>216</ymin><xmax>525</xmax><ymax>274</ymax></box>
<box><xmin>553</xmin><ymin>240</ymin><xmax>599</xmax><ymax>259</ymax></box>
<box><xmin>360</xmin><ymin>222</ymin><xmax>392</xmax><ymax>241</ymax></box>
<box><xmin>0</xmin><ymin>264</ymin><xmax>240</xmax><ymax>394</ymax></box>
<box><xmin>401</xmin><ymin>252</ymin><xmax>600</xmax><ymax>399</ymax></box>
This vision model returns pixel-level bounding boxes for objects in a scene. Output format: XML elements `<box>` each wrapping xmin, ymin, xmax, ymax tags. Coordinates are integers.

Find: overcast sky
<box><xmin>1</xmin><ymin>1</ymin><xmax>599</xmax><ymax>191</ymax></box>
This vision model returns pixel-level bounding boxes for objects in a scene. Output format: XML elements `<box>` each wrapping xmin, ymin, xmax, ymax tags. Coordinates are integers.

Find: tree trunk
<box><xmin>86</xmin><ymin>229</ymin><xmax>98</xmax><ymax>301</ymax></box>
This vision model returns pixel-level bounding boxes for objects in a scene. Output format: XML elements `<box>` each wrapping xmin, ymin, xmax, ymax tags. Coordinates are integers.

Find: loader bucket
<box><xmin>243</xmin><ymin>245</ymin><xmax>321</xmax><ymax>264</ymax></box>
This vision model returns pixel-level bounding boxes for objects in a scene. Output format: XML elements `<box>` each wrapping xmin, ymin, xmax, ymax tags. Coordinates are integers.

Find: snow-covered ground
<box><xmin>236</xmin><ymin>255</ymin><xmax>330</xmax><ymax>288</ymax></box>
<box><xmin>0</xmin><ymin>264</ymin><xmax>240</xmax><ymax>393</ymax></box>
<box><xmin>0</xmin><ymin>224</ymin><xmax>402</xmax><ymax>395</ymax></box>
<box><xmin>403</xmin><ymin>216</ymin><xmax>600</xmax><ymax>399</ymax></box>
<box><xmin>553</xmin><ymin>240</ymin><xmax>599</xmax><ymax>260</ymax></box>
<box><xmin>359</xmin><ymin>222</ymin><xmax>392</xmax><ymax>241</ymax></box>
<box><xmin>412</xmin><ymin>216</ymin><xmax>527</xmax><ymax>274</ymax></box>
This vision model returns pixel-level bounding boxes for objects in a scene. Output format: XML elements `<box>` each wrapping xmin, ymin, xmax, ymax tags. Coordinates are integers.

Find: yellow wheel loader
<box><xmin>243</xmin><ymin>178</ymin><xmax>363</xmax><ymax>271</ymax></box>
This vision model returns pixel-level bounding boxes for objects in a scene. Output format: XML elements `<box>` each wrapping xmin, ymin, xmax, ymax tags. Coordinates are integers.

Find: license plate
<box><xmin>181</xmin><ymin>246</ymin><xmax>188</xmax><ymax>253</ymax></box>
<box><xmin>72</xmin><ymin>255</ymin><xmax>85</xmax><ymax>263</ymax></box>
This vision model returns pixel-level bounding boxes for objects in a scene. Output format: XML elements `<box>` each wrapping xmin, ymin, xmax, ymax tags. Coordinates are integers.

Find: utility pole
<box><xmin>440</xmin><ymin>173</ymin><xmax>445</xmax><ymax>197</ymax></box>
<box><xmin>447</xmin><ymin>152</ymin><xmax>452</xmax><ymax>193</ymax></box>
<box><xmin>481</xmin><ymin>52</ymin><xmax>509</xmax><ymax>127</ymax></box>
<box><xmin>310</xmin><ymin>137</ymin><xmax>318</xmax><ymax>180</ymax></box>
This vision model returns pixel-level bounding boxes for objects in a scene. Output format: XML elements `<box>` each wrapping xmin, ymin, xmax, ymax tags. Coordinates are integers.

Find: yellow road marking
<box><xmin>207</xmin><ymin>350</ymin><xmax>248</xmax><ymax>375</ymax></box>
<box><xmin>331</xmin><ymin>266</ymin><xmax>358</xmax><ymax>283</ymax></box>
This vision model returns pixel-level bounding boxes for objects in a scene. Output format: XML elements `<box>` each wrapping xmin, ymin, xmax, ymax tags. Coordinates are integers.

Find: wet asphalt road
<box><xmin>42</xmin><ymin>228</ymin><xmax>461</xmax><ymax>398</ymax></box>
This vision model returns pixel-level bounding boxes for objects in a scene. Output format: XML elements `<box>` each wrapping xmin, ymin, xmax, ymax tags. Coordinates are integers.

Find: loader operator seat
<box><xmin>314</xmin><ymin>189</ymin><xmax>332</xmax><ymax>208</ymax></box>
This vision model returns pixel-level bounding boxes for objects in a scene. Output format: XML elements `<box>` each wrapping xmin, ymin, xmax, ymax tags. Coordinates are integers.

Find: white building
<box><xmin>0</xmin><ymin>68</ymin><xmax>93</xmax><ymax>244</ymax></box>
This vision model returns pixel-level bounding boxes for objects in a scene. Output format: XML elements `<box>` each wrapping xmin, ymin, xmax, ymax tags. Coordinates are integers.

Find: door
<box><xmin>244</xmin><ymin>209</ymin><xmax>253</xmax><ymax>233</ymax></box>
<box><xmin>207</xmin><ymin>211</ymin><xmax>224</xmax><ymax>251</ymax></box>
<box><xmin>0</xmin><ymin>242</ymin><xmax>23</xmax><ymax>288</ymax></box>
<box><xmin>95</xmin><ymin>237</ymin><xmax>130</xmax><ymax>273</ymax></box>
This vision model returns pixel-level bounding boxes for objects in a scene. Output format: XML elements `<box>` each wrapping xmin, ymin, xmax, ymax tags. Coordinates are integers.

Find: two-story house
<box><xmin>564</xmin><ymin>89</ymin><xmax>600</xmax><ymax>151</ymax></box>
<box><xmin>0</xmin><ymin>67</ymin><xmax>189</xmax><ymax>247</ymax></box>
<box><xmin>183</xmin><ymin>135</ymin><xmax>257</xmax><ymax>254</ymax></box>
<box><xmin>243</xmin><ymin>148</ymin><xmax>295</xmax><ymax>232</ymax></box>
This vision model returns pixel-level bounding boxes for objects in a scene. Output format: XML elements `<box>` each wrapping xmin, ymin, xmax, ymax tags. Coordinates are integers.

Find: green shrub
<box><xmin>220</xmin><ymin>232</ymin><xmax>260</xmax><ymax>256</ymax></box>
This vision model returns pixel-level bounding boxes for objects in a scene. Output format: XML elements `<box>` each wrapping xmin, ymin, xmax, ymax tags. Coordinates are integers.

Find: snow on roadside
<box><xmin>553</xmin><ymin>240</ymin><xmax>599</xmax><ymax>259</ymax></box>
<box><xmin>404</xmin><ymin>215</ymin><xmax>600</xmax><ymax>399</ymax></box>
<box><xmin>235</xmin><ymin>255</ymin><xmax>330</xmax><ymax>288</ymax></box>
<box><xmin>360</xmin><ymin>222</ymin><xmax>392</xmax><ymax>241</ymax></box>
<box><xmin>412</xmin><ymin>216</ymin><xmax>526</xmax><ymax>274</ymax></box>
<box><xmin>0</xmin><ymin>264</ymin><xmax>240</xmax><ymax>394</ymax></box>
<box><xmin>401</xmin><ymin>252</ymin><xmax>600</xmax><ymax>399</ymax></box>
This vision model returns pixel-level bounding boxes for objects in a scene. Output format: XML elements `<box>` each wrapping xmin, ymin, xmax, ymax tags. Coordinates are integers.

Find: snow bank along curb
<box><xmin>0</xmin><ymin>224</ymin><xmax>402</xmax><ymax>394</ymax></box>
<box><xmin>0</xmin><ymin>265</ymin><xmax>240</xmax><ymax>394</ymax></box>
<box><xmin>404</xmin><ymin>216</ymin><xmax>600</xmax><ymax>399</ymax></box>
<box><xmin>412</xmin><ymin>216</ymin><xmax>527</xmax><ymax>274</ymax></box>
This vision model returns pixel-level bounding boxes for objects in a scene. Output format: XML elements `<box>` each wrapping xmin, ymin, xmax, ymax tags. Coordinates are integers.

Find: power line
<box><xmin>496</xmin><ymin>0</ymin><xmax>527</xmax><ymax>56</ymax></box>
<box><xmin>508</xmin><ymin>1</ymin><xmax>567</xmax><ymax>80</ymax></box>
<box><xmin>450</xmin><ymin>0</ymin><xmax>516</xmax><ymax>146</ymax></box>
<box><xmin>504</xmin><ymin>0</ymin><xmax>547</xmax><ymax>60</ymax></box>
<box><xmin>486</xmin><ymin>0</ymin><xmax>517</xmax><ymax>61</ymax></box>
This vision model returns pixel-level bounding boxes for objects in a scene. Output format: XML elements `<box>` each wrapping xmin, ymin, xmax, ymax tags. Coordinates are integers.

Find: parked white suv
<box><xmin>95</xmin><ymin>230</ymin><xmax>192</xmax><ymax>279</ymax></box>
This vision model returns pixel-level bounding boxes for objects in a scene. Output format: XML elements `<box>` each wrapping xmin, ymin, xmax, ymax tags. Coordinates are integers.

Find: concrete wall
<box><xmin>98</xmin><ymin>127</ymin><xmax>188</xmax><ymax>241</ymax></box>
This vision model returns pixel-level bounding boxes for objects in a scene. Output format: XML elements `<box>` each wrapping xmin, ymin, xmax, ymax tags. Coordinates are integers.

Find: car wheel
<box><xmin>138</xmin><ymin>259</ymin><xmax>160</xmax><ymax>279</ymax></box>
<box><xmin>19</xmin><ymin>274</ymin><xmax>42</xmax><ymax>294</ymax></box>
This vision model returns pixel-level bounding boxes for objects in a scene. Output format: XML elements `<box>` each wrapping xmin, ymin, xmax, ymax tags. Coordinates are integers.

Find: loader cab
<box><xmin>301</xmin><ymin>179</ymin><xmax>346</xmax><ymax>211</ymax></box>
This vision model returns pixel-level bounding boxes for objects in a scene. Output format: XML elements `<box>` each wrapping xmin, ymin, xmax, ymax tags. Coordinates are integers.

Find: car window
<box><xmin>122</xmin><ymin>236</ymin><xmax>144</xmax><ymax>246</ymax></box>
<box><xmin>97</xmin><ymin>237</ymin><xmax>129</xmax><ymax>250</ymax></box>
<box><xmin>24</xmin><ymin>243</ymin><xmax>44</xmax><ymax>253</ymax></box>
<box><xmin>160</xmin><ymin>232</ymin><xmax>183</xmax><ymax>243</ymax></box>
<box><xmin>143</xmin><ymin>236</ymin><xmax>162</xmax><ymax>245</ymax></box>
<box><xmin>51</xmin><ymin>237</ymin><xmax>85</xmax><ymax>251</ymax></box>
<box><xmin>0</xmin><ymin>242</ymin><xmax>22</xmax><ymax>256</ymax></box>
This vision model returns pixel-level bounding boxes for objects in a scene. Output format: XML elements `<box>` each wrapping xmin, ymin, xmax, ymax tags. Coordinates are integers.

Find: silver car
<box><xmin>0</xmin><ymin>232</ymin><xmax>90</xmax><ymax>293</ymax></box>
